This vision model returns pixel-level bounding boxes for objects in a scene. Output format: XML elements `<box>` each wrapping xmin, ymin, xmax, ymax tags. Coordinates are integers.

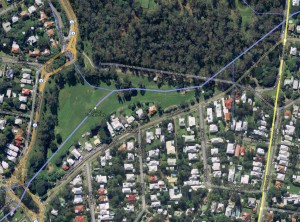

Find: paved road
<box><xmin>0</xmin><ymin>110</ymin><xmax>29</xmax><ymax>118</ymax></box>
<box><xmin>138</xmin><ymin>125</ymin><xmax>146</xmax><ymax>210</ymax></box>
<box><xmin>0</xmin><ymin>4</ymin><xmax>15</xmax><ymax>16</ymax></box>
<box><xmin>258</xmin><ymin>0</ymin><xmax>290</xmax><ymax>221</ymax></box>
<box><xmin>198</xmin><ymin>105</ymin><xmax>210</xmax><ymax>184</ymax></box>
<box><xmin>85</xmin><ymin>163</ymin><xmax>95</xmax><ymax>222</ymax></box>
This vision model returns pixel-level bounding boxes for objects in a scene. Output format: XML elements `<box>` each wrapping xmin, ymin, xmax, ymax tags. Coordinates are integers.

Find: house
<box><xmin>110</xmin><ymin>117</ymin><xmax>124</xmax><ymax>131</ymax></box>
<box><xmin>290</xmin><ymin>47</ymin><xmax>297</xmax><ymax>56</ymax></box>
<box><xmin>127</xmin><ymin>194</ymin><xmax>136</xmax><ymax>203</ymax></box>
<box><xmin>146</xmin><ymin>131</ymin><xmax>154</xmax><ymax>143</ymax></box>
<box><xmin>277</xmin><ymin>173</ymin><xmax>285</xmax><ymax>181</ymax></box>
<box><xmin>148</xmin><ymin>149</ymin><xmax>159</xmax><ymax>158</ymax></box>
<box><xmin>19</xmin><ymin>104</ymin><xmax>27</xmax><ymax>110</ymax></box>
<box><xmin>62</xmin><ymin>163</ymin><xmax>69</xmax><ymax>171</ymax></box>
<box><xmin>73</xmin><ymin>194</ymin><xmax>83</xmax><ymax>204</ymax></box>
<box><xmin>188</xmin><ymin>153</ymin><xmax>198</xmax><ymax>160</ymax></box>
<box><xmin>235</xmin><ymin>144</ymin><xmax>240</xmax><ymax>157</ymax></box>
<box><xmin>126</xmin><ymin>174</ymin><xmax>135</xmax><ymax>182</ymax></box>
<box><xmin>75</xmin><ymin>216</ymin><xmax>84</xmax><ymax>222</ymax></box>
<box><xmin>188</xmin><ymin>116</ymin><xmax>196</xmax><ymax>127</ymax></box>
<box><xmin>136</xmin><ymin>108</ymin><xmax>143</xmax><ymax>118</ymax></box>
<box><xmin>27</xmin><ymin>36</ymin><xmax>37</xmax><ymax>45</ymax></box>
<box><xmin>240</xmin><ymin>146</ymin><xmax>245</xmax><ymax>156</ymax></box>
<box><xmin>169</xmin><ymin>188</ymin><xmax>182</xmax><ymax>200</ymax></box>
<box><xmin>225</xmin><ymin>204</ymin><xmax>233</xmax><ymax>217</ymax></box>
<box><xmin>226</xmin><ymin>143</ymin><xmax>235</xmax><ymax>155</ymax></box>
<box><xmin>22</xmin><ymin>88</ymin><xmax>31</xmax><ymax>96</ymax></box>
<box><xmin>151</xmin><ymin>201</ymin><xmax>161</xmax><ymax>208</ymax></box>
<box><xmin>235</xmin><ymin>120</ymin><xmax>242</xmax><ymax>132</ymax></box>
<box><xmin>35</xmin><ymin>0</ymin><xmax>43</xmax><ymax>6</ymax></box>
<box><xmin>2</xmin><ymin>22</ymin><xmax>11</xmax><ymax>32</ymax></box>
<box><xmin>168</xmin><ymin>122</ymin><xmax>173</xmax><ymax>133</ymax></box>
<box><xmin>148</xmin><ymin>105</ymin><xmax>157</xmax><ymax>115</ymax></box>
<box><xmin>47</xmin><ymin>29</ymin><xmax>55</xmax><ymax>37</ymax></box>
<box><xmin>183</xmin><ymin>135</ymin><xmax>195</xmax><ymax>143</ymax></box>
<box><xmin>297</xmin><ymin>25</ymin><xmax>300</xmax><ymax>34</ymax></box>
<box><xmin>211</xmin><ymin>137</ymin><xmax>224</xmax><ymax>144</ymax></box>
<box><xmin>98</xmin><ymin>188</ymin><xmax>107</xmax><ymax>196</ymax></box>
<box><xmin>124</xmin><ymin>163</ymin><xmax>134</xmax><ymax>171</ymax></box>
<box><xmin>0</xmin><ymin>94</ymin><xmax>4</xmax><ymax>104</ymax></box>
<box><xmin>51</xmin><ymin>209</ymin><xmax>58</xmax><ymax>216</ymax></box>
<box><xmin>41</xmin><ymin>48</ymin><xmax>51</xmax><ymax>56</ymax></box>
<box><xmin>209</xmin><ymin>124</ymin><xmax>218</xmax><ymax>133</ymax></box>
<box><xmin>179</xmin><ymin>118</ymin><xmax>185</xmax><ymax>127</ymax></box>
<box><xmin>11</xmin><ymin>42</ymin><xmax>20</xmax><ymax>53</ymax></box>
<box><xmin>19</xmin><ymin>95</ymin><xmax>27</xmax><ymax>103</ymax></box>
<box><xmin>211</xmin><ymin>148</ymin><xmax>218</xmax><ymax>155</ymax></box>
<box><xmin>257</xmin><ymin>148</ymin><xmax>265</xmax><ymax>156</ymax></box>
<box><xmin>96</xmin><ymin>175</ymin><xmax>107</xmax><ymax>184</ymax></box>
<box><xmin>71</xmin><ymin>187</ymin><xmax>83</xmax><ymax>194</ymax></box>
<box><xmin>12</xmin><ymin>16</ymin><xmax>19</xmax><ymax>24</ymax></box>
<box><xmin>155</xmin><ymin>128</ymin><xmax>161</xmax><ymax>137</ymax></box>
<box><xmin>149</xmin><ymin>175</ymin><xmax>157</xmax><ymax>183</ymax></box>
<box><xmin>28</xmin><ymin>5</ymin><xmax>37</xmax><ymax>14</ymax></box>
<box><xmin>70</xmin><ymin>175</ymin><xmax>82</xmax><ymax>186</ymax></box>
<box><xmin>225</xmin><ymin>98</ymin><xmax>233</xmax><ymax>109</ymax></box>
<box><xmin>289</xmin><ymin>24</ymin><xmax>295</xmax><ymax>31</ymax></box>
<box><xmin>207</xmin><ymin>108</ymin><xmax>213</xmax><ymax>123</ymax></box>
<box><xmin>184</xmin><ymin>145</ymin><xmax>198</xmax><ymax>153</ymax></box>
<box><xmin>74</xmin><ymin>205</ymin><xmax>84</xmax><ymax>214</ymax></box>
<box><xmin>67</xmin><ymin>158</ymin><xmax>75</xmax><ymax>166</ymax></box>
<box><xmin>293</xmin><ymin>0</ymin><xmax>300</xmax><ymax>6</ymax></box>
<box><xmin>1</xmin><ymin>161</ymin><xmax>9</xmax><ymax>169</ymax></box>
<box><xmin>241</xmin><ymin>175</ymin><xmax>249</xmax><ymax>184</ymax></box>
<box><xmin>84</xmin><ymin>142</ymin><xmax>93</xmax><ymax>152</ymax></box>
<box><xmin>71</xmin><ymin>149</ymin><xmax>81</xmax><ymax>159</ymax></box>
<box><xmin>20</xmin><ymin>11</ymin><xmax>29</xmax><ymax>18</ymax></box>
<box><xmin>127</xmin><ymin>153</ymin><xmax>135</xmax><ymax>161</ymax></box>
<box><xmin>0</xmin><ymin>119</ymin><xmax>6</xmax><ymax>130</ymax></box>
<box><xmin>167</xmin><ymin>158</ymin><xmax>177</xmax><ymax>166</ymax></box>
<box><xmin>293</xmin><ymin>79</ymin><xmax>299</xmax><ymax>90</ymax></box>
<box><xmin>166</xmin><ymin>141</ymin><xmax>176</xmax><ymax>155</ymax></box>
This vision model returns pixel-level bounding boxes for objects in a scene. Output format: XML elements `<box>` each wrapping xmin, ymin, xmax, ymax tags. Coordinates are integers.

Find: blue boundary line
<box><xmin>242</xmin><ymin>0</ymin><xmax>283</xmax><ymax>15</ymax></box>
<box><xmin>1</xmin><ymin>8</ymin><xmax>299</xmax><ymax>222</ymax></box>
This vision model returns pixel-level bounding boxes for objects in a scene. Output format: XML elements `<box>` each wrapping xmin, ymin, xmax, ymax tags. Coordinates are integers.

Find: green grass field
<box><xmin>235</xmin><ymin>0</ymin><xmax>252</xmax><ymax>26</ymax></box>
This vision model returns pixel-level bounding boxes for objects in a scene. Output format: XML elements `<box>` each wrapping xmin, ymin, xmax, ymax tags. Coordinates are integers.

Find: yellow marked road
<box><xmin>257</xmin><ymin>1</ymin><xmax>290</xmax><ymax>221</ymax></box>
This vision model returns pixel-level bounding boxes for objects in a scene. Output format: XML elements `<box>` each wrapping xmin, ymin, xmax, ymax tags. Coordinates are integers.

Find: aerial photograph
<box><xmin>0</xmin><ymin>0</ymin><xmax>300</xmax><ymax>221</ymax></box>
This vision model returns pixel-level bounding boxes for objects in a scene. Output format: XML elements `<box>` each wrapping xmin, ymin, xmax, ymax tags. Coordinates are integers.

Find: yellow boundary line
<box><xmin>257</xmin><ymin>0</ymin><xmax>290</xmax><ymax>221</ymax></box>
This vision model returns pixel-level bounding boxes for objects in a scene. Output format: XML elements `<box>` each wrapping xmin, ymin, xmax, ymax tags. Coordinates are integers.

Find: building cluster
<box><xmin>0</xmin><ymin>67</ymin><xmax>34</xmax><ymax>111</ymax></box>
<box><xmin>50</xmin><ymin>174</ymin><xmax>86</xmax><ymax>222</ymax></box>
<box><xmin>2</xmin><ymin>0</ymin><xmax>57</xmax><ymax>57</ymax></box>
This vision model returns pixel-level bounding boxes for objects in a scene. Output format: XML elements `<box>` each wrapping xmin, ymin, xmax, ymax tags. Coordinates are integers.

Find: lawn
<box><xmin>136</xmin><ymin>0</ymin><xmax>158</xmax><ymax>10</ymax></box>
<box><xmin>235</xmin><ymin>0</ymin><xmax>252</xmax><ymax>27</ymax></box>
<box><xmin>55</xmin><ymin>83</ymin><xmax>111</xmax><ymax>140</ymax></box>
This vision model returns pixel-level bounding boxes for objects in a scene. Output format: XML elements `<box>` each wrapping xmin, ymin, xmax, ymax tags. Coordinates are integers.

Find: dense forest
<box><xmin>71</xmin><ymin>0</ymin><xmax>285</xmax><ymax>82</ymax></box>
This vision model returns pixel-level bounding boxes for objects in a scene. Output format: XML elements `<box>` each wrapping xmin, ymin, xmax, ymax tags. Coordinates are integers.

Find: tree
<box><xmin>56</xmin><ymin>133</ymin><xmax>62</xmax><ymax>144</ymax></box>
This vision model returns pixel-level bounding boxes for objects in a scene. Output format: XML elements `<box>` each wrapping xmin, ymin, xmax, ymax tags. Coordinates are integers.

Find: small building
<box><xmin>71</xmin><ymin>149</ymin><xmax>81</xmax><ymax>159</ymax></box>
<box><xmin>166</xmin><ymin>141</ymin><xmax>176</xmax><ymax>155</ymax></box>
<box><xmin>12</xmin><ymin>16</ymin><xmax>19</xmax><ymax>24</ymax></box>
<box><xmin>11</xmin><ymin>42</ymin><xmax>20</xmax><ymax>53</ymax></box>
<box><xmin>28</xmin><ymin>5</ymin><xmax>37</xmax><ymax>14</ymax></box>
<box><xmin>148</xmin><ymin>105</ymin><xmax>157</xmax><ymax>115</ymax></box>
<box><xmin>2</xmin><ymin>22</ymin><xmax>11</xmax><ymax>32</ymax></box>
<box><xmin>209</xmin><ymin>124</ymin><xmax>218</xmax><ymax>133</ymax></box>
<box><xmin>226</xmin><ymin>143</ymin><xmax>235</xmax><ymax>155</ymax></box>
<box><xmin>293</xmin><ymin>0</ymin><xmax>300</xmax><ymax>6</ymax></box>
<box><xmin>290</xmin><ymin>47</ymin><xmax>297</xmax><ymax>56</ymax></box>
<box><xmin>188</xmin><ymin>116</ymin><xmax>196</xmax><ymax>127</ymax></box>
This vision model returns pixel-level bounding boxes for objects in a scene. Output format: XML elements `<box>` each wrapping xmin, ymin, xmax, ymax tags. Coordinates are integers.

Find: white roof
<box><xmin>241</xmin><ymin>175</ymin><xmax>249</xmax><ymax>184</ymax></box>
<box><xmin>71</xmin><ymin>149</ymin><xmax>81</xmax><ymax>159</ymax></box>
<box><xmin>96</xmin><ymin>175</ymin><xmax>107</xmax><ymax>184</ymax></box>
<box><xmin>188</xmin><ymin>116</ymin><xmax>196</xmax><ymax>127</ymax></box>
<box><xmin>28</xmin><ymin>5</ymin><xmax>37</xmax><ymax>14</ymax></box>
<box><xmin>1</xmin><ymin>161</ymin><xmax>9</xmax><ymax>169</ymax></box>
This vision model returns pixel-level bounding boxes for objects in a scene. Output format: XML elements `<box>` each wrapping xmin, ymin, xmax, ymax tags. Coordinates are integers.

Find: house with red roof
<box><xmin>75</xmin><ymin>216</ymin><xmax>84</xmax><ymax>222</ymax></box>
<box><xmin>240</xmin><ymin>147</ymin><xmax>245</xmax><ymax>156</ymax></box>
<box><xmin>149</xmin><ymin>175</ymin><xmax>157</xmax><ymax>183</ymax></box>
<box><xmin>225</xmin><ymin>98</ymin><xmax>233</xmax><ymax>109</ymax></box>
<box><xmin>74</xmin><ymin>205</ymin><xmax>84</xmax><ymax>214</ymax></box>
<box><xmin>98</xmin><ymin>188</ymin><xmax>106</xmax><ymax>196</ymax></box>
<box><xmin>62</xmin><ymin>163</ymin><xmax>69</xmax><ymax>171</ymax></box>
<box><xmin>22</xmin><ymin>88</ymin><xmax>31</xmax><ymax>96</ymax></box>
<box><xmin>127</xmin><ymin>194</ymin><xmax>136</xmax><ymax>203</ymax></box>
